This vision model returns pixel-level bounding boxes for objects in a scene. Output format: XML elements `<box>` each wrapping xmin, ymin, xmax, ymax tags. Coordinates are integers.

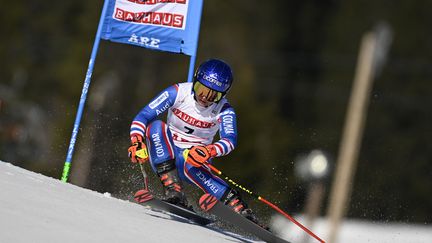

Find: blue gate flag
<box><xmin>62</xmin><ymin>0</ymin><xmax>204</xmax><ymax>182</ymax></box>
<box><xmin>101</xmin><ymin>0</ymin><xmax>203</xmax><ymax>56</ymax></box>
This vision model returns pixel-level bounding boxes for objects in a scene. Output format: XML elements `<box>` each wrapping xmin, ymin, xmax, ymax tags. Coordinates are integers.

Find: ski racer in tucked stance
<box><xmin>128</xmin><ymin>59</ymin><xmax>260</xmax><ymax>224</ymax></box>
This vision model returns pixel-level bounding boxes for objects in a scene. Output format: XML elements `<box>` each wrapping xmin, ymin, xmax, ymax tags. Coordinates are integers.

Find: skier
<box><xmin>127</xmin><ymin>59</ymin><xmax>260</xmax><ymax>224</ymax></box>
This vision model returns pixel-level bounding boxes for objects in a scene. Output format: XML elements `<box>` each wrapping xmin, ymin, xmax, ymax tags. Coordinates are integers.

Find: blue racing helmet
<box><xmin>194</xmin><ymin>59</ymin><xmax>233</xmax><ymax>94</ymax></box>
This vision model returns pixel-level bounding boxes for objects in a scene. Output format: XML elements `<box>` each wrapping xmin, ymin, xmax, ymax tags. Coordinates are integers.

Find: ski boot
<box><xmin>222</xmin><ymin>188</ymin><xmax>270</xmax><ymax>230</ymax></box>
<box><xmin>156</xmin><ymin>160</ymin><xmax>193</xmax><ymax>211</ymax></box>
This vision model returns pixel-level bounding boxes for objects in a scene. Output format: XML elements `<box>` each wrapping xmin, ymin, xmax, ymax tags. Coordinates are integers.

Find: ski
<box><xmin>134</xmin><ymin>189</ymin><xmax>213</xmax><ymax>226</ymax></box>
<box><xmin>199</xmin><ymin>193</ymin><xmax>291</xmax><ymax>243</ymax></box>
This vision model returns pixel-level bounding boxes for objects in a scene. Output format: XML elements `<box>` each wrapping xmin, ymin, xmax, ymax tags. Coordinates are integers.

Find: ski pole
<box><xmin>134</xmin><ymin>149</ymin><xmax>153</xmax><ymax>202</ymax></box>
<box><xmin>134</xmin><ymin>162</ymin><xmax>154</xmax><ymax>202</ymax></box>
<box><xmin>135</xmin><ymin>148</ymin><xmax>151</xmax><ymax>190</ymax></box>
<box><xmin>203</xmin><ymin>161</ymin><xmax>325</xmax><ymax>243</ymax></box>
<box><xmin>139</xmin><ymin>163</ymin><xmax>150</xmax><ymax>192</ymax></box>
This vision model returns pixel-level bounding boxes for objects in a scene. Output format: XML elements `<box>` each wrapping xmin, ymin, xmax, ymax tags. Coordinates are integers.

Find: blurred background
<box><xmin>1</xmin><ymin>0</ymin><xmax>431</xmax><ymax>242</ymax></box>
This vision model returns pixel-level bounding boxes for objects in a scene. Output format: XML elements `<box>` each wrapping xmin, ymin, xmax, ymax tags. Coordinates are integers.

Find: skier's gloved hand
<box><xmin>128</xmin><ymin>135</ymin><xmax>149</xmax><ymax>164</ymax></box>
<box><xmin>186</xmin><ymin>145</ymin><xmax>212</xmax><ymax>167</ymax></box>
<box><xmin>186</xmin><ymin>145</ymin><xmax>217</xmax><ymax>167</ymax></box>
<box><xmin>205</xmin><ymin>144</ymin><xmax>218</xmax><ymax>158</ymax></box>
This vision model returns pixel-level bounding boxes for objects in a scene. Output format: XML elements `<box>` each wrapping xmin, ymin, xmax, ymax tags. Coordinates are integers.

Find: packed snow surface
<box><xmin>1</xmin><ymin>161</ymin><xmax>431</xmax><ymax>243</ymax></box>
<box><xmin>0</xmin><ymin>162</ymin><xmax>260</xmax><ymax>243</ymax></box>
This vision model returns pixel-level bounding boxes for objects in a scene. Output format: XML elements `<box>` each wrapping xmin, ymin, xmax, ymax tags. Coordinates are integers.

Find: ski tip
<box><xmin>134</xmin><ymin>189</ymin><xmax>153</xmax><ymax>203</ymax></box>
<box><xmin>198</xmin><ymin>193</ymin><xmax>218</xmax><ymax>212</ymax></box>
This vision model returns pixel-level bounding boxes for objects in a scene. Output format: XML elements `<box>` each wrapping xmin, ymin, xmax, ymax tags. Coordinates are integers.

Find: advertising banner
<box><xmin>101</xmin><ymin>0</ymin><xmax>203</xmax><ymax>56</ymax></box>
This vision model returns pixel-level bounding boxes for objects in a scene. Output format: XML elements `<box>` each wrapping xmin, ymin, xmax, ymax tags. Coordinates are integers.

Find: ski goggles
<box><xmin>193</xmin><ymin>81</ymin><xmax>224</xmax><ymax>103</ymax></box>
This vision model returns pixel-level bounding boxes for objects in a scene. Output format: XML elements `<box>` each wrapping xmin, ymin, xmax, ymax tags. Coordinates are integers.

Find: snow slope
<box><xmin>0</xmin><ymin>162</ymin><xmax>261</xmax><ymax>243</ymax></box>
<box><xmin>2</xmin><ymin>161</ymin><xmax>431</xmax><ymax>243</ymax></box>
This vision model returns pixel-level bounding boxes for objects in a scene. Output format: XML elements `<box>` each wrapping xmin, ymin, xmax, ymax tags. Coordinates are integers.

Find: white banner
<box><xmin>113</xmin><ymin>0</ymin><xmax>189</xmax><ymax>30</ymax></box>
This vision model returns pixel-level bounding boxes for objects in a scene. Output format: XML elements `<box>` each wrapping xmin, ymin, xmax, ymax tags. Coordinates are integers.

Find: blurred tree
<box><xmin>318</xmin><ymin>0</ymin><xmax>432</xmax><ymax>223</ymax></box>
